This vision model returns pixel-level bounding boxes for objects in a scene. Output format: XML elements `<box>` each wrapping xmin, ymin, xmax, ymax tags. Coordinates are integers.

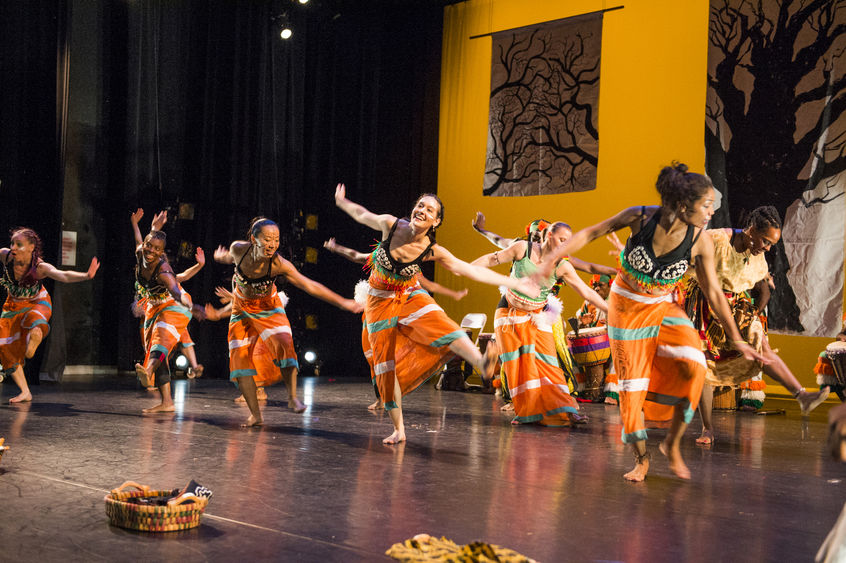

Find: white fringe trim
<box><xmin>531</xmin><ymin>295</ymin><xmax>562</xmax><ymax>328</ymax></box>
<box><xmin>354</xmin><ymin>280</ymin><xmax>370</xmax><ymax>306</ymax></box>
<box><xmin>817</xmin><ymin>373</ymin><xmax>840</xmax><ymax>387</ymax></box>
<box><xmin>740</xmin><ymin>389</ymin><xmax>766</xmax><ymax>401</ymax></box>
<box><xmin>278</xmin><ymin>291</ymin><xmax>290</xmax><ymax>309</ymax></box>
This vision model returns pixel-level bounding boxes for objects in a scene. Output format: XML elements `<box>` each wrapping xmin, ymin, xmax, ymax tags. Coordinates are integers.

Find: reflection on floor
<box><xmin>0</xmin><ymin>375</ymin><xmax>843</xmax><ymax>562</ymax></box>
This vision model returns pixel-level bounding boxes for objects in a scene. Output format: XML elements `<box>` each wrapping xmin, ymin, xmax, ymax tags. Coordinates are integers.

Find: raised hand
<box><xmin>180</xmin><ymin>291</ymin><xmax>193</xmax><ymax>309</ymax></box>
<box><xmin>213</xmin><ymin>245</ymin><xmax>230</xmax><ymax>263</ymax></box>
<box><xmin>130</xmin><ymin>208</ymin><xmax>144</xmax><ymax>225</ymax></box>
<box><xmin>606</xmin><ymin>232</ymin><xmax>624</xmax><ymax>256</ymax></box>
<box><xmin>334</xmin><ymin>183</ymin><xmax>346</xmax><ymax>206</ymax></box>
<box><xmin>151</xmin><ymin>210</ymin><xmax>167</xmax><ymax>231</ymax></box>
<box><xmin>195</xmin><ymin>247</ymin><xmax>205</xmax><ymax>266</ymax></box>
<box><xmin>323</xmin><ymin>238</ymin><xmax>337</xmax><ymax>252</ymax></box>
<box><xmin>472</xmin><ymin>211</ymin><xmax>486</xmax><ymax>232</ymax></box>
<box><xmin>515</xmin><ymin>277</ymin><xmax>541</xmax><ymax>299</ymax></box>
<box><xmin>87</xmin><ymin>257</ymin><xmax>100</xmax><ymax>279</ymax></box>
<box><xmin>343</xmin><ymin>299</ymin><xmax>364</xmax><ymax>314</ymax></box>
<box><xmin>454</xmin><ymin>288</ymin><xmax>469</xmax><ymax>301</ymax></box>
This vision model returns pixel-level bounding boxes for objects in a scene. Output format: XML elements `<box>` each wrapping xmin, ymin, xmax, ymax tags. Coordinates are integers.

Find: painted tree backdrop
<box><xmin>706</xmin><ymin>0</ymin><xmax>845</xmax><ymax>335</ymax></box>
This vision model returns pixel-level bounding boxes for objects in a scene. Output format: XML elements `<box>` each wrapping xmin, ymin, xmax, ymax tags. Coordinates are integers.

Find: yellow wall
<box><xmin>435</xmin><ymin>0</ymin><xmax>831</xmax><ymax>395</ymax></box>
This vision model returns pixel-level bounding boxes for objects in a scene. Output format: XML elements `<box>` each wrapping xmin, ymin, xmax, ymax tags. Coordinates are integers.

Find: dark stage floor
<box><xmin>0</xmin><ymin>375</ymin><xmax>843</xmax><ymax>562</ymax></box>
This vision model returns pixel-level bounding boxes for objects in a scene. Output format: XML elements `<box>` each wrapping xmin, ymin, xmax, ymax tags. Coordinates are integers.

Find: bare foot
<box><xmin>482</xmin><ymin>341</ymin><xmax>500</xmax><ymax>380</ymax></box>
<box><xmin>187</xmin><ymin>364</ymin><xmax>204</xmax><ymax>379</ymax></box>
<box><xmin>256</xmin><ymin>387</ymin><xmax>268</xmax><ymax>401</ymax></box>
<box><xmin>289</xmin><ymin>397</ymin><xmax>306</xmax><ymax>413</ymax></box>
<box><xmin>241</xmin><ymin>415</ymin><xmax>263</xmax><ymax>427</ymax></box>
<box><xmin>623</xmin><ymin>457</ymin><xmax>649</xmax><ymax>482</ymax></box>
<box><xmin>142</xmin><ymin>403</ymin><xmax>175</xmax><ymax>413</ymax></box>
<box><xmin>383</xmin><ymin>430</ymin><xmax>406</xmax><ymax>444</ymax></box>
<box><xmin>659</xmin><ymin>440</ymin><xmax>691</xmax><ymax>480</ymax></box>
<box><xmin>500</xmin><ymin>403</ymin><xmax>514</xmax><ymax>412</ymax></box>
<box><xmin>604</xmin><ymin>396</ymin><xmax>618</xmax><ymax>405</ymax></box>
<box><xmin>798</xmin><ymin>387</ymin><xmax>829</xmax><ymax>416</ymax></box>
<box><xmin>134</xmin><ymin>363</ymin><xmax>151</xmax><ymax>388</ymax></box>
<box><xmin>10</xmin><ymin>391</ymin><xmax>32</xmax><ymax>403</ymax></box>
<box><xmin>367</xmin><ymin>400</ymin><xmax>382</xmax><ymax>411</ymax></box>
<box><xmin>570</xmin><ymin>413</ymin><xmax>588</xmax><ymax>424</ymax></box>
<box><xmin>695</xmin><ymin>429</ymin><xmax>715</xmax><ymax>446</ymax></box>
<box><xmin>25</xmin><ymin>330</ymin><xmax>43</xmax><ymax>359</ymax></box>
<box><xmin>234</xmin><ymin>394</ymin><xmax>246</xmax><ymax>403</ymax></box>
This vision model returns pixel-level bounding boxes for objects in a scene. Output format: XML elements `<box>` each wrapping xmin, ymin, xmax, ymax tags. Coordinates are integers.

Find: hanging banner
<box><xmin>484</xmin><ymin>13</ymin><xmax>602</xmax><ymax>197</ymax></box>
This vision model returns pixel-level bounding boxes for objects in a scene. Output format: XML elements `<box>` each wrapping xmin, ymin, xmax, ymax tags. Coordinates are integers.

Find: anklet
<box><xmin>634</xmin><ymin>451</ymin><xmax>650</xmax><ymax>464</ymax></box>
<box><xmin>793</xmin><ymin>388</ymin><xmax>805</xmax><ymax>399</ymax></box>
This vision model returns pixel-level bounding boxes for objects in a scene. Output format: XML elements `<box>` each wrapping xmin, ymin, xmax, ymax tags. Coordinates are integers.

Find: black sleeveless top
<box><xmin>0</xmin><ymin>254</ymin><xmax>42</xmax><ymax>299</ymax></box>
<box><xmin>371</xmin><ymin>220</ymin><xmax>435</xmax><ymax>279</ymax></box>
<box><xmin>234</xmin><ymin>245</ymin><xmax>277</xmax><ymax>295</ymax></box>
<box><xmin>135</xmin><ymin>256</ymin><xmax>171</xmax><ymax>303</ymax></box>
<box><xmin>620</xmin><ymin>207</ymin><xmax>701</xmax><ymax>290</ymax></box>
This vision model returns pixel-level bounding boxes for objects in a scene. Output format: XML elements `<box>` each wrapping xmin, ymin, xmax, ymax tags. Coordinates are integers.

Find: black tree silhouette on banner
<box><xmin>706</xmin><ymin>0</ymin><xmax>846</xmax><ymax>335</ymax></box>
<box><xmin>484</xmin><ymin>14</ymin><xmax>602</xmax><ymax>197</ymax></box>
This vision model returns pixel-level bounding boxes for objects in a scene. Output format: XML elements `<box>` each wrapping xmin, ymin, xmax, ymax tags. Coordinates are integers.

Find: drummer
<box><xmin>814</xmin><ymin>315</ymin><xmax>846</xmax><ymax>402</ymax></box>
<box><xmin>572</xmin><ymin>274</ymin><xmax>619</xmax><ymax>404</ymax></box>
<box><xmin>471</xmin><ymin>221</ymin><xmax>607</xmax><ymax>426</ymax></box>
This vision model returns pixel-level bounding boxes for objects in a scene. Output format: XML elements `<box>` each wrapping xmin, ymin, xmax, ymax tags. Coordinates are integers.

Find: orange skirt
<box><xmin>0</xmin><ymin>288</ymin><xmax>52</xmax><ymax>372</ymax></box>
<box><xmin>365</xmin><ymin>285</ymin><xmax>467</xmax><ymax>410</ymax></box>
<box><xmin>495</xmin><ymin>306</ymin><xmax>579</xmax><ymax>426</ymax></box>
<box><xmin>142</xmin><ymin>297</ymin><xmax>192</xmax><ymax>365</ymax></box>
<box><xmin>607</xmin><ymin>276</ymin><xmax>706</xmax><ymax>443</ymax></box>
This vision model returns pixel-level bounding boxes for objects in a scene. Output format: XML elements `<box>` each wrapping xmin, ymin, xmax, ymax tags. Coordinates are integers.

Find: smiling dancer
<box><xmin>334</xmin><ymin>184</ymin><xmax>539</xmax><ymax>444</ymax></box>
<box><xmin>132</xmin><ymin>211</ymin><xmax>194</xmax><ymax>413</ymax></box>
<box><xmin>322</xmin><ymin>237</ymin><xmax>468</xmax><ymax>411</ymax></box>
<box><xmin>684</xmin><ymin>206</ymin><xmax>829</xmax><ymax>444</ymax></box>
<box><xmin>472</xmin><ymin>221</ymin><xmax>607</xmax><ymax>426</ymax></box>
<box><xmin>214</xmin><ymin>217</ymin><xmax>361</xmax><ymax>427</ymax></box>
<box><xmin>0</xmin><ymin>228</ymin><xmax>99</xmax><ymax>403</ymax></box>
<box><xmin>536</xmin><ymin>162</ymin><xmax>767</xmax><ymax>481</ymax></box>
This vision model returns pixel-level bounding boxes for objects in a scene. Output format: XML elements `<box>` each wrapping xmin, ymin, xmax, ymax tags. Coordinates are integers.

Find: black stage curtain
<box><xmin>0</xmin><ymin>0</ymin><xmax>445</xmax><ymax>379</ymax></box>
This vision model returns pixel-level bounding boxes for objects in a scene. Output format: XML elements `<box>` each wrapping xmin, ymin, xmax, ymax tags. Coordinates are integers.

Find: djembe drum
<box><xmin>567</xmin><ymin>327</ymin><xmax>611</xmax><ymax>402</ymax></box>
<box><xmin>825</xmin><ymin>341</ymin><xmax>846</xmax><ymax>388</ymax></box>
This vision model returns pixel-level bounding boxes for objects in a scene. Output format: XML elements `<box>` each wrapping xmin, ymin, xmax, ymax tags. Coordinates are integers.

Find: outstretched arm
<box><xmin>471</xmin><ymin>211</ymin><xmax>518</xmax><ymax>250</ymax></box>
<box><xmin>418</xmin><ymin>276</ymin><xmax>468</xmax><ymax>301</ymax></box>
<box><xmin>471</xmin><ymin>239</ymin><xmax>525</xmax><ymax>268</ymax></box>
<box><xmin>431</xmin><ymin>245</ymin><xmax>538</xmax><ymax>297</ymax></box>
<box><xmin>334</xmin><ymin>183</ymin><xmax>396</xmax><ymax>234</ymax></box>
<box><xmin>177</xmin><ymin>247</ymin><xmax>205</xmax><ymax>283</ymax></box>
<box><xmin>277</xmin><ymin>256</ymin><xmax>363</xmax><ymax>313</ymax></box>
<box><xmin>36</xmin><ymin>258</ymin><xmax>99</xmax><ymax>283</ymax></box>
<box><xmin>323</xmin><ymin>238</ymin><xmax>369</xmax><ymax>264</ymax></box>
<box><xmin>214</xmin><ymin>241</ymin><xmax>247</xmax><ymax>265</ymax></box>
<box><xmin>568</xmin><ymin>256</ymin><xmax>616</xmax><ymax>276</ymax></box>
<box><xmin>130</xmin><ymin>208</ymin><xmax>145</xmax><ymax>246</ymax></box>
<box><xmin>157</xmin><ymin>267</ymin><xmax>192</xmax><ymax>308</ymax></box>
<box><xmin>556</xmin><ymin>260</ymin><xmax>608</xmax><ymax>313</ymax></box>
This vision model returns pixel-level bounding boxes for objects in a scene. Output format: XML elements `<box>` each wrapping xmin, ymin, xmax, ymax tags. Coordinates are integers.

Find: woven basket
<box><xmin>105</xmin><ymin>481</ymin><xmax>209</xmax><ymax>532</ymax></box>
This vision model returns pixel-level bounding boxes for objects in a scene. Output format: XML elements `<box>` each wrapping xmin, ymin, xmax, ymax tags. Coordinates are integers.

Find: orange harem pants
<box><xmin>365</xmin><ymin>285</ymin><xmax>467</xmax><ymax>411</ymax></box>
<box><xmin>143</xmin><ymin>298</ymin><xmax>192</xmax><ymax>385</ymax></box>
<box><xmin>228</xmin><ymin>289</ymin><xmax>298</xmax><ymax>386</ymax></box>
<box><xmin>607</xmin><ymin>276</ymin><xmax>706</xmax><ymax>443</ymax></box>
<box><xmin>495</xmin><ymin>306</ymin><xmax>580</xmax><ymax>425</ymax></box>
<box><xmin>0</xmin><ymin>288</ymin><xmax>52</xmax><ymax>373</ymax></box>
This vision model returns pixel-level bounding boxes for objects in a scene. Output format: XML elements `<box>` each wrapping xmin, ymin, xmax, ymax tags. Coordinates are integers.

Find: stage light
<box><xmin>304</xmin><ymin>350</ymin><xmax>317</xmax><ymax>363</ymax></box>
<box><xmin>175</xmin><ymin>354</ymin><xmax>189</xmax><ymax>370</ymax></box>
<box><xmin>298</xmin><ymin>0</ymin><xmax>309</xmax><ymax>4</ymax></box>
<box><xmin>280</xmin><ymin>26</ymin><xmax>292</xmax><ymax>39</ymax></box>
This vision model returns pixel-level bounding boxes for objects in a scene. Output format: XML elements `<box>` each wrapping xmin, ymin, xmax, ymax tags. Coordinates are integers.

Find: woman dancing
<box><xmin>323</xmin><ymin>237</ymin><xmax>468</xmax><ymax>411</ymax></box>
<box><xmin>214</xmin><ymin>217</ymin><xmax>361</xmax><ymax>427</ymax></box>
<box><xmin>472</xmin><ymin>221</ymin><xmax>607</xmax><ymax>426</ymax></box>
<box><xmin>0</xmin><ymin>228</ymin><xmax>99</xmax><ymax>403</ymax></box>
<box><xmin>133</xmin><ymin>212</ymin><xmax>194</xmax><ymax>412</ymax></box>
<box><xmin>684</xmin><ymin>206</ymin><xmax>829</xmax><ymax>444</ymax></box>
<box><xmin>131</xmin><ymin>209</ymin><xmax>205</xmax><ymax>382</ymax></box>
<box><xmin>334</xmin><ymin>184</ymin><xmax>538</xmax><ymax>444</ymax></box>
<box><xmin>537</xmin><ymin>162</ymin><xmax>767</xmax><ymax>481</ymax></box>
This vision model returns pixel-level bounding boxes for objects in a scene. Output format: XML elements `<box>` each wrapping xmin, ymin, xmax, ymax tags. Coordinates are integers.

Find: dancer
<box><xmin>132</xmin><ymin>211</ymin><xmax>194</xmax><ymax>412</ymax></box>
<box><xmin>0</xmin><ymin>228</ymin><xmax>99</xmax><ymax>403</ymax></box>
<box><xmin>334</xmin><ymin>184</ymin><xmax>538</xmax><ymax>444</ymax></box>
<box><xmin>537</xmin><ymin>162</ymin><xmax>767</xmax><ymax>481</ymax></box>
<box><xmin>323</xmin><ymin>237</ymin><xmax>468</xmax><ymax>411</ymax></box>
<box><xmin>684</xmin><ymin>206</ymin><xmax>829</xmax><ymax>445</ymax></box>
<box><xmin>131</xmin><ymin>209</ymin><xmax>205</xmax><ymax>381</ymax></box>
<box><xmin>214</xmin><ymin>217</ymin><xmax>361</xmax><ymax>427</ymax></box>
<box><xmin>471</xmin><ymin>221</ymin><xmax>607</xmax><ymax>425</ymax></box>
